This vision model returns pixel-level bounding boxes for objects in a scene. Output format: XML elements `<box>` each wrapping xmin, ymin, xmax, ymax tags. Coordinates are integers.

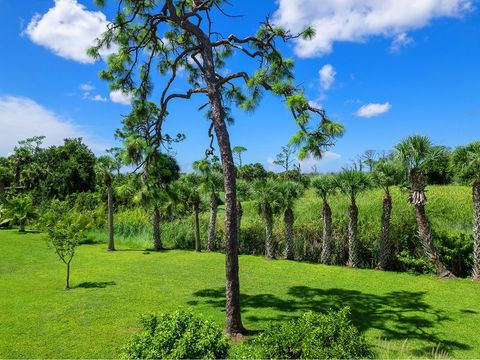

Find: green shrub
<box><xmin>233</xmin><ymin>308</ymin><xmax>371</xmax><ymax>359</ymax></box>
<box><xmin>122</xmin><ymin>310</ymin><xmax>229</xmax><ymax>360</ymax></box>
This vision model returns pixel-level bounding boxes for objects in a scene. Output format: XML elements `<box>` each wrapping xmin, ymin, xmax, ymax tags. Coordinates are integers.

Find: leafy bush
<box><xmin>122</xmin><ymin>310</ymin><xmax>229</xmax><ymax>360</ymax></box>
<box><xmin>233</xmin><ymin>308</ymin><xmax>371</xmax><ymax>359</ymax></box>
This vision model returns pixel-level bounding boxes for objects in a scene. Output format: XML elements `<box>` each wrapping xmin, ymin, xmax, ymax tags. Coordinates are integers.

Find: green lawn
<box><xmin>1</xmin><ymin>230</ymin><xmax>479</xmax><ymax>359</ymax></box>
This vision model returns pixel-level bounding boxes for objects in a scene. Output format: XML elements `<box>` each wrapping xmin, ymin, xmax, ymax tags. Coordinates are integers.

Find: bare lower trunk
<box><xmin>376</xmin><ymin>194</ymin><xmax>392</xmax><ymax>270</ymax></box>
<box><xmin>19</xmin><ymin>221</ymin><xmax>25</xmax><ymax>233</ymax></box>
<box><xmin>472</xmin><ymin>179</ymin><xmax>480</xmax><ymax>281</ymax></box>
<box><xmin>264</xmin><ymin>204</ymin><xmax>275</xmax><ymax>260</ymax></box>
<box><xmin>207</xmin><ymin>193</ymin><xmax>218</xmax><ymax>251</ymax></box>
<box><xmin>284</xmin><ymin>207</ymin><xmax>294</xmax><ymax>260</ymax></box>
<box><xmin>152</xmin><ymin>206</ymin><xmax>162</xmax><ymax>251</ymax></box>
<box><xmin>320</xmin><ymin>201</ymin><xmax>332</xmax><ymax>264</ymax></box>
<box><xmin>415</xmin><ymin>205</ymin><xmax>454</xmax><ymax>278</ymax></box>
<box><xmin>65</xmin><ymin>262</ymin><xmax>70</xmax><ymax>290</ymax></box>
<box><xmin>237</xmin><ymin>200</ymin><xmax>243</xmax><ymax>252</ymax></box>
<box><xmin>347</xmin><ymin>198</ymin><xmax>359</xmax><ymax>268</ymax></box>
<box><xmin>193</xmin><ymin>204</ymin><xmax>201</xmax><ymax>252</ymax></box>
<box><xmin>107</xmin><ymin>185</ymin><xmax>115</xmax><ymax>251</ymax></box>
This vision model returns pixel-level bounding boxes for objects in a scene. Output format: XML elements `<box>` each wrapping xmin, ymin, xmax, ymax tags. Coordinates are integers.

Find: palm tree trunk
<box><xmin>264</xmin><ymin>204</ymin><xmax>275</xmax><ymax>260</ymax></box>
<box><xmin>415</xmin><ymin>204</ymin><xmax>454</xmax><ymax>278</ymax></box>
<box><xmin>19</xmin><ymin>221</ymin><xmax>25</xmax><ymax>233</ymax></box>
<box><xmin>152</xmin><ymin>206</ymin><xmax>162</xmax><ymax>251</ymax></box>
<box><xmin>193</xmin><ymin>203</ymin><xmax>201</xmax><ymax>252</ymax></box>
<box><xmin>107</xmin><ymin>185</ymin><xmax>115</xmax><ymax>251</ymax></box>
<box><xmin>236</xmin><ymin>200</ymin><xmax>243</xmax><ymax>252</ymax></box>
<box><xmin>320</xmin><ymin>200</ymin><xmax>332</xmax><ymax>264</ymax></box>
<box><xmin>376</xmin><ymin>193</ymin><xmax>392</xmax><ymax>270</ymax></box>
<box><xmin>472</xmin><ymin>178</ymin><xmax>480</xmax><ymax>281</ymax></box>
<box><xmin>65</xmin><ymin>262</ymin><xmax>70</xmax><ymax>290</ymax></box>
<box><xmin>347</xmin><ymin>197</ymin><xmax>359</xmax><ymax>268</ymax></box>
<box><xmin>284</xmin><ymin>207</ymin><xmax>294</xmax><ymax>260</ymax></box>
<box><xmin>207</xmin><ymin>193</ymin><xmax>218</xmax><ymax>251</ymax></box>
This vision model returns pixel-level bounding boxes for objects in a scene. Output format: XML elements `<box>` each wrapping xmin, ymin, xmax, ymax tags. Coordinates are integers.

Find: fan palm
<box><xmin>236</xmin><ymin>179</ymin><xmax>250</xmax><ymax>251</ymax></box>
<box><xmin>312</xmin><ymin>175</ymin><xmax>337</xmax><ymax>264</ymax></box>
<box><xmin>5</xmin><ymin>195</ymin><xmax>37</xmax><ymax>232</ymax></box>
<box><xmin>277</xmin><ymin>181</ymin><xmax>304</xmax><ymax>260</ymax></box>
<box><xmin>252</xmin><ymin>179</ymin><xmax>282</xmax><ymax>259</ymax></box>
<box><xmin>452</xmin><ymin>141</ymin><xmax>480</xmax><ymax>280</ymax></box>
<box><xmin>371</xmin><ymin>159</ymin><xmax>402</xmax><ymax>270</ymax></box>
<box><xmin>178</xmin><ymin>174</ymin><xmax>203</xmax><ymax>252</ymax></box>
<box><xmin>395</xmin><ymin>135</ymin><xmax>454</xmax><ymax>278</ymax></box>
<box><xmin>337</xmin><ymin>169</ymin><xmax>370</xmax><ymax>267</ymax></box>
<box><xmin>96</xmin><ymin>155</ymin><xmax>116</xmax><ymax>251</ymax></box>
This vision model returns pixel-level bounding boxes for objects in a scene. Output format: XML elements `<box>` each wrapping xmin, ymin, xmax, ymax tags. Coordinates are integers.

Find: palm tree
<box><xmin>143</xmin><ymin>152</ymin><xmax>180</xmax><ymax>251</ymax></box>
<box><xmin>278</xmin><ymin>181</ymin><xmax>304</xmax><ymax>260</ymax></box>
<box><xmin>178</xmin><ymin>174</ymin><xmax>203</xmax><ymax>252</ymax></box>
<box><xmin>96</xmin><ymin>155</ymin><xmax>116</xmax><ymax>251</ymax></box>
<box><xmin>395</xmin><ymin>135</ymin><xmax>454</xmax><ymax>278</ymax></box>
<box><xmin>452</xmin><ymin>141</ymin><xmax>480</xmax><ymax>280</ymax></box>
<box><xmin>252</xmin><ymin>179</ymin><xmax>281</xmax><ymax>259</ymax></box>
<box><xmin>371</xmin><ymin>159</ymin><xmax>402</xmax><ymax>270</ymax></box>
<box><xmin>236</xmin><ymin>179</ymin><xmax>250</xmax><ymax>251</ymax></box>
<box><xmin>312</xmin><ymin>175</ymin><xmax>337</xmax><ymax>264</ymax></box>
<box><xmin>5</xmin><ymin>195</ymin><xmax>36</xmax><ymax>232</ymax></box>
<box><xmin>193</xmin><ymin>159</ymin><xmax>223</xmax><ymax>251</ymax></box>
<box><xmin>337</xmin><ymin>168</ymin><xmax>370</xmax><ymax>268</ymax></box>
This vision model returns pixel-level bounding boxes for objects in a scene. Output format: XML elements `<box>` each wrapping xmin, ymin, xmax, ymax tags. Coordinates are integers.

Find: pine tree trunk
<box><xmin>264</xmin><ymin>204</ymin><xmax>275</xmax><ymax>260</ymax></box>
<box><xmin>200</xmin><ymin>32</ymin><xmax>244</xmax><ymax>336</ymax></box>
<box><xmin>320</xmin><ymin>201</ymin><xmax>332</xmax><ymax>264</ymax></box>
<box><xmin>65</xmin><ymin>262</ymin><xmax>70</xmax><ymax>290</ymax></box>
<box><xmin>107</xmin><ymin>185</ymin><xmax>115</xmax><ymax>251</ymax></box>
<box><xmin>376</xmin><ymin>193</ymin><xmax>392</xmax><ymax>270</ymax></box>
<box><xmin>409</xmin><ymin>168</ymin><xmax>453</xmax><ymax>278</ymax></box>
<box><xmin>473</xmin><ymin>178</ymin><xmax>480</xmax><ymax>281</ymax></box>
<box><xmin>237</xmin><ymin>200</ymin><xmax>243</xmax><ymax>252</ymax></box>
<box><xmin>152</xmin><ymin>206</ymin><xmax>162</xmax><ymax>251</ymax></box>
<box><xmin>207</xmin><ymin>193</ymin><xmax>218</xmax><ymax>251</ymax></box>
<box><xmin>284</xmin><ymin>207</ymin><xmax>294</xmax><ymax>260</ymax></box>
<box><xmin>193</xmin><ymin>204</ymin><xmax>201</xmax><ymax>252</ymax></box>
<box><xmin>347</xmin><ymin>197</ymin><xmax>359</xmax><ymax>267</ymax></box>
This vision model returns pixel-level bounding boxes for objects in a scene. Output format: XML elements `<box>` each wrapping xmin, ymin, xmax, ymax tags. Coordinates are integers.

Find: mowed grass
<box><xmin>1</xmin><ymin>230</ymin><xmax>480</xmax><ymax>359</ymax></box>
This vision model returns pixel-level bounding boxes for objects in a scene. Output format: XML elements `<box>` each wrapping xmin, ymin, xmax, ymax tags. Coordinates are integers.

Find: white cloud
<box><xmin>356</xmin><ymin>102</ymin><xmax>392</xmax><ymax>118</ymax></box>
<box><xmin>25</xmin><ymin>0</ymin><xmax>115</xmax><ymax>63</ymax></box>
<box><xmin>0</xmin><ymin>95</ymin><xmax>110</xmax><ymax>154</ymax></box>
<box><xmin>319</xmin><ymin>64</ymin><xmax>336</xmax><ymax>90</ymax></box>
<box><xmin>390</xmin><ymin>33</ymin><xmax>414</xmax><ymax>52</ymax></box>
<box><xmin>273</xmin><ymin>0</ymin><xmax>473</xmax><ymax>57</ymax></box>
<box><xmin>109</xmin><ymin>90</ymin><xmax>133</xmax><ymax>105</ymax></box>
<box><xmin>92</xmin><ymin>94</ymin><xmax>107</xmax><ymax>102</ymax></box>
<box><xmin>80</xmin><ymin>83</ymin><xmax>95</xmax><ymax>91</ymax></box>
<box><xmin>298</xmin><ymin>152</ymin><xmax>342</xmax><ymax>173</ymax></box>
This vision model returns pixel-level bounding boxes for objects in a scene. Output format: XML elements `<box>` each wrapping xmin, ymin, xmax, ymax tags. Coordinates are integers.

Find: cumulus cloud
<box><xmin>390</xmin><ymin>33</ymin><xmax>414</xmax><ymax>52</ymax></box>
<box><xmin>319</xmin><ymin>64</ymin><xmax>336</xmax><ymax>91</ymax></box>
<box><xmin>25</xmin><ymin>0</ymin><xmax>115</xmax><ymax>63</ymax></box>
<box><xmin>356</xmin><ymin>102</ymin><xmax>392</xmax><ymax>118</ymax></box>
<box><xmin>273</xmin><ymin>0</ymin><xmax>473</xmax><ymax>57</ymax></box>
<box><xmin>0</xmin><ymin>95</ymin><xmax>110</xmax><ymax>154</ymax></box>
<box><xmin>109</xmin><ymin>90</ymin><xmax>133</xmax><ymax>105</ymax></box>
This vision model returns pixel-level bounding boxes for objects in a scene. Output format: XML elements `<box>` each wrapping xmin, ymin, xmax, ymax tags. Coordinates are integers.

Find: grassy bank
<box><xmin>1</xmin><ymin>230</ymin><xmax>479</xmax><ymax>358</ymax></box>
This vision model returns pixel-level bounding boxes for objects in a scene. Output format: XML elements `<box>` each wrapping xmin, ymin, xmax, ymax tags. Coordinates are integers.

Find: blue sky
<box><xmin>0</xmin><ymin>0</ymin><xmax>479</xmax><ymax>172</ymax></box>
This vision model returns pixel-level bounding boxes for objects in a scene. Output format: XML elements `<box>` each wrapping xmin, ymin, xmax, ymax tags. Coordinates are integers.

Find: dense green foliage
<box><xmin>1</xmin><ymin>230</ymin><xmax>479</xmax><ymax>358</ymax></box>
<box><xmin>233</xmin><ymin>308</ymin><xmax>371</xmax><ymax>359</ymax></box>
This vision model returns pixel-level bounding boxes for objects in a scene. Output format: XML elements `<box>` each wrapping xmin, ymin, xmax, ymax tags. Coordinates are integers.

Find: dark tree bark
<box><xmin>376</xmin><ymin>193</ymin><xmax>392</xmax><ymax>270</ymax></box>
<box><xmin>107</xmin><ymin>185</ymin><xmax>115</xmax><ymax>251</ymax></box>
<box><xmin>284</xmin><ymin>207</ymin><xmax>294</xmax><ymax>260</ymax></box>
<box><xmin>473</xmin><ymin>178</ymin><xmax>480</xmax><ymax>281</ymax></box>
<box><xmin>65</xmin><ymin>262</ymin><xmax>70</xmax><ymax>290</ymax></box>
<box><xmin>347</xmin><ymin>197</ymin><xmax>359</xmax><ymax>268</ymax></box>
<box><xmin>19</xmin><ymin>221</ymin><xmax>25</xmax><ymax>233</ymax></box>
<box><xmin>207</xmin><ymin>193</ymin><xmax>218</xmax><ymax>251</ymax></box>
<box><xmin>236</xmin><ymin>200</ymin><xmax>243</xmax><ymax>252</ymax></box>
<box><xmin>193</xmin><ymin>203</ymin><xmax>201</xmax><ymax>252</ymax></box>
<box><xmin>152</xmin><ymin>206</ymin><xmax>162</xmax><ymax>251</ymax></box>
<box><xmin>263</xmin><ymin>203</ymin><xmax>275</xmax><ymax>260</ymax></box>
<box><xmin>409</xmin><ymin>168</ymin><xmax>453</xmax><ymax>278</ymax></box>
<box><xmin>320</xmin><ymin>200</ymin><xmax>332</xmax><ymax>264</ymax></box>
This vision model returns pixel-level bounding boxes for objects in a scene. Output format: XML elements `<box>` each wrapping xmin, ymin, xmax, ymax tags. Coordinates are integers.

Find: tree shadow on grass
<box><xmin>188</xmin><ymin>286</ymin><xmax>469</xmax><ymax>357</ymax></box>
<box><xmin>75</xmin><ymin>281</ymin><xmax>116</xmax><ymax>289</ymax></box>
